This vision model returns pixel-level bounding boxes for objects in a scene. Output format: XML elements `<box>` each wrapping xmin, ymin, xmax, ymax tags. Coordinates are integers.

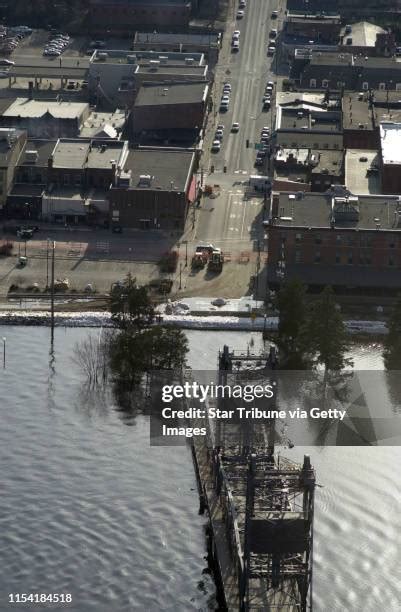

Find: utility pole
<box><xmin>46</xmin><ymin>238</ymin><xmax>50</xmax><ymax>290</ymax></box>
<box><xmin>50</xmin><ymin>241</ymin><xmax>55</xmax><ymax>342</ymax></box>
<box><xmin>255</xmin><ymin>239</ymin><xmax>261</xmax><ymax>298</ymax></box>
<box><xmin>179</xmin><ymin>262</ymin><xmax>183</xmax><ymax>290</ymax></box>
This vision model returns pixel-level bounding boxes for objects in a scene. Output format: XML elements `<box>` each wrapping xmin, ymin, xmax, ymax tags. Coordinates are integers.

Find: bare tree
<box><xmin>72</xmin><ymin>329</ymin><xmax>111</xmax><ymax>387</ymax></box>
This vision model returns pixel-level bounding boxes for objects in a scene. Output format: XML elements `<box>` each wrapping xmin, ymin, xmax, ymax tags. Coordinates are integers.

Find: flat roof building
<box><xmin>132</xmin><ymin>81</ymin><xmax>209</xmax><ymax>141</ymax></box>
<box><xmin>0</xmin><ymin>98</ymin><xmax>90</xmax><ymax>138</ymax></box>
<box><xmin>89</xmin><ymin>49</ymin><xmax>208</xmax><ymax>109</ymax></box>
<box><xmin>266</xmin><ymin>188</ymin><xmax>401</xmax><ymax>293</ymax></box>
<box><xmin>109</xmin><ymin>146</ymin><xmax>197</xmax><ymax>229</ymax></box>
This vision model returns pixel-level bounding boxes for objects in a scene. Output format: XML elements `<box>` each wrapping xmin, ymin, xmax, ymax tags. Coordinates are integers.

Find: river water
<box><xmin>0</xmin><ymin>328</ymin><xmax>400</xmax><ymax>612</ymax></box>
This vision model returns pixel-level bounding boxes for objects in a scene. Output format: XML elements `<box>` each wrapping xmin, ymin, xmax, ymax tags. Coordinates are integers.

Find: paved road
<box><xmin>192</xmin><ymin>0</ymin><xmax>282</xmax><ymax>258</ymax></box>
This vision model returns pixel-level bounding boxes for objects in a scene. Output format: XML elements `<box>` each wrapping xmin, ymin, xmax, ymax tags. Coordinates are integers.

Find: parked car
<box><xmin>211</xmin><ymin>139</ymin><xmax>221</xmax><ymax>152</ymax></box>
<box><xmin>90</xmin><ymin>40</ymin><xmax>105</xmax><ymax>48</ymax></box>
<box><xmin>236</xmin><ymin>9</ymin><xmax>244</xmax><ymax>18</ymax></box>
<box><xmin>231</xmin><ymin>39</ymin><xmax>240</xmax><ymax>51</ymax></box>
<box><xmin>271</xmin><ymin>10</ymin><xmax>278</xmax><ymax>18</ymax></box>
<box><xmin>0</xmin><ymin>59</ymin><xmax>14</xmax><ymax>65</ymax></box>
<box><xmin>215</xmin><ymin>128</ymin><xmax>224</xmax><ymax>140</ymax></box>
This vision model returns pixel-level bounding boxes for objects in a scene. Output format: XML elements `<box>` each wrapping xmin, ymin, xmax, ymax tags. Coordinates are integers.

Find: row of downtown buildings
<box><xmin>3</xmin><ymin>0</ymin><xmax>401</xmax><ymax>295</ymax></box>
<box><xmin>262</xmin><ymin>3</ymin><xmax>401</xmax><ymax>297</ymax></box>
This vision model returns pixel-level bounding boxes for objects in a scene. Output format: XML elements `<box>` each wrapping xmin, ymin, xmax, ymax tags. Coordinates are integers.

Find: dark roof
<box><xmin>19</xmin><ymin>139</ymin><xmax>57</xmax><ymax>167</ymax></box>
<box><xmin>134</xmin><ymin>32</ymin><xmax>220</xmax><ymax>45</ymax></box>
<box><xmin>272</xmin><ymin>191</ymin><xmax>401</xmax><ymax>230</ymax></box>
<box><xmin>279</xmin><ymin>107</ymin><xmax>341</xmax><ymax>131</ymax></box>
<box><xmin>123</xmin><ymin>147</ymin><xmax>195</xmax><ymax>191</ymax></box>
<box><xmin>342</xmin><ymin>91</ymin><xmax>373</xmax><ymax>131</ymax></box>
<box><xmin>0</xmin><ymin>98</ymin><xmax>14</xmax><ymax>115</ymax></box>
<box><xmin>9</xmin><ymin>184</ymin><xmax>44</xmax><ymax>197</ymax></box>
<box><xmin>311</xmin><ymin>149</ymin><xmax>343</xmax><ymax>176</ymax></box>
<box><xmin>135</xmin><ymin>81</ymin><xmax>208</xmax><ymax>106</ymax></box>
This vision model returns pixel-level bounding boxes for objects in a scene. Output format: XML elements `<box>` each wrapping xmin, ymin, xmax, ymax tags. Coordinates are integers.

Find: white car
<box><xmin>231</xmin><ymin>122</ymin><xmax>240</xmax><ymax>132</ymax></box>
<box><xmin>211</xmin><ymin>140</ymin><xmax>221</xmax><ymax>152</ymax></box>
<box><xmin>216</xmin><ymin>123</ymin><xmax>225</xmax><ymax>131</ymax></box>
<box><xmin>215</xmin><ymin>128</ymin><xmax>224</xmax><ymax>139</ymax></box>
<box><xmin>221</xmin><ymin>94</ymin><xmax>230</xmax><ymax>103</ymax></box>
<box><xmin>231</xmin><ymin>40</ymin><xmax>240</xmax><ymax>51</ymax></box>
<box><xmin>267</xmin><ymin>46</ymin><xmax>275</xmax><ymax>56</ymax></box>
<box><xmin>233</xmin><ymin>30</ymin><xmax>241</xmax><ymax>38</ymax></box>
<box><xmin>236</xmin><ymin>9</ymin><xmax>244</xmax><ymax>18</ymax></box>
<box><xmin>239</xmin><ymin>0</ymin><xmax>246</xmax><ymax>7</ymax></box>
<box><xmin>0</xmin><ymin>59</ymin><xmax>14</xmax><ymax>65</ymax></box>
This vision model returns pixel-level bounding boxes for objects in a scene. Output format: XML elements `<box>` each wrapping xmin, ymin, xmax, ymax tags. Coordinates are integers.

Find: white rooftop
<box><xmin>80</xmin><ymin>110</ymin><xmax>125</xmax><ymax>138</ymax></box>
<box><xmin>3</xmin><ymin>98</ymin><xmax>88</xmax><ymax>120</ymax></box>
<box><xmin>380</xmin><ymin>122</ymin><xmax>401</xmax><ymax>165</ymax></box>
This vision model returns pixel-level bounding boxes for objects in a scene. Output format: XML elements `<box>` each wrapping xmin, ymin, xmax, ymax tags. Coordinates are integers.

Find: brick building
<box><xmin>88</xmin><ymin>0</ymin><xmax>193</xmax><ymax>34</ymax></box>
<box><xmin>108</xmin><ymin>147</ymin><xmax>197</xmax><ymax>230</ymax></box>
<box><xmin>132</xmin><ymin>81</ymin><xmax>209</xmax><ymax>143</ymax></box>
<box><xmin>266</xmin><ymin>188</ymin><xmax>401</xmax><ymax>294</ymax></box>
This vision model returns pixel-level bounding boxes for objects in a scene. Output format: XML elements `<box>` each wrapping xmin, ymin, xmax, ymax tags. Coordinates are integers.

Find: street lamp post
<box><xmin>179</xmin><ymin>263</ymin><xmax>183</xmax><ymax>290</ymax></box>
<box><xmin>2</xmin><ymin>337</ymin><xmax>5</xmax><ymax>369</ymax></box>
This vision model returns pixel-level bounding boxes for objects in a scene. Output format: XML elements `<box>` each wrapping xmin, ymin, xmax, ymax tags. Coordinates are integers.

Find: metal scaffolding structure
<box><xmin>191</xmin><ymin>345</ymin><xmax>316</xmax><ymax>611</ymax></box>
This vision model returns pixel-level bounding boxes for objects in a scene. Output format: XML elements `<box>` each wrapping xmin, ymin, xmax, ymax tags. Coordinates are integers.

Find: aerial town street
<box><xmin>0</xmin><ymin>0</ymin><xmax>284</xmax><ymax>300</ymax></box>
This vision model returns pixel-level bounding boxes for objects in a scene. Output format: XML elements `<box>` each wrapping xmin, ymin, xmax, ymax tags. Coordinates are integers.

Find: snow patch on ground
<box><xmin>0</xmin><ymin>309</ymin><xmax>388</xmax><ymax>334</ymax></box>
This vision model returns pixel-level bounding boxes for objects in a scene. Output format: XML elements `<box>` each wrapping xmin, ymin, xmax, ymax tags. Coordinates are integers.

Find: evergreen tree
<box><xmin>304</xmin><ymin>286</ymin><xmax>352</xmax><ymax>373</ymax></box>
<box><xmin>108</xmin><ymin>274</ymin><xmax>188</xmax><ymax>391</ymax></box>
<box><xmin>110</xmin><ymin>274</ymin><xmax>154</xmax><ymax>330</ymax></box>
<box><xmin>383</xmin><ymin>295</ymin><xmax>401</xmax><ymax>369</ymax></box>
<box><xmin>276</xmin><ymin>279</ymin><xmax>310</xmax><ymax>368</ymax></box>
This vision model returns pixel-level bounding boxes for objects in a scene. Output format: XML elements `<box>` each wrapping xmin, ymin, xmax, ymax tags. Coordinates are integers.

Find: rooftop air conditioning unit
<box><xmin>25</xmin><ymin>150</ymin><xmax>39</xmax><ymax>163</ymax></box>
<box><xmin>159</xmin><ymin>56</ymin><xmax>168</xmax><ymax>64</ymax></box>
<box><xmin>127</xmin><ymin>54</ymin><xmax>137</xmax><ymax>64</ymax></box>
<box><xmin>139</xmin><ymin>174</ymin><xmax>152</xmax><ymax>186</ymax></box>
<box><xmin>97</xmin><ymin>52</ymin><xmax>108</xmax><ymax>61</ymax></box>
<box><xmin>185</xmin><ymin>57</ymin><xmax>194</xmax><ymax>64</ymax></box>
